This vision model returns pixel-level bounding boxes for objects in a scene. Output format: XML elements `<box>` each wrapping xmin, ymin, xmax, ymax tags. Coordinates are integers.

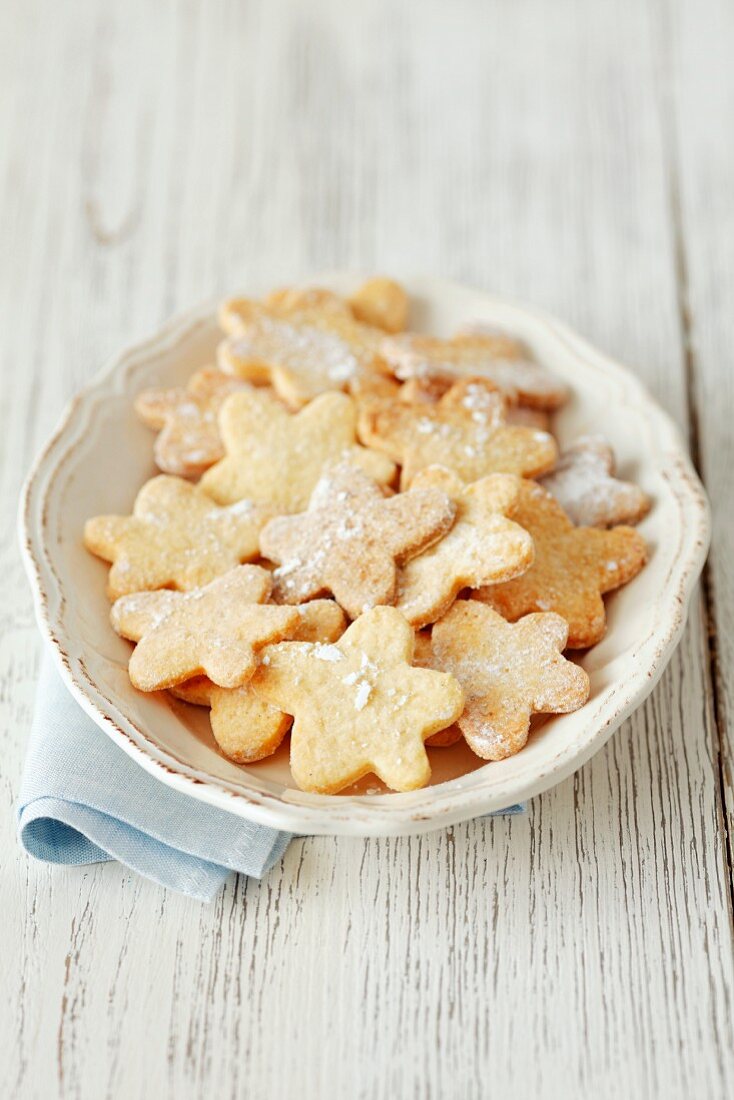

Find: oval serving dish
<box><xmin>20</xmin><ymin>275</ymin><xmax>711</xmax><ymax>836</ymax></box>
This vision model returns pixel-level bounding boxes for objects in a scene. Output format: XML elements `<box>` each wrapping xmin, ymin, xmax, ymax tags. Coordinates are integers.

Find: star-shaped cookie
<box><xmin>199</xmin><ymin>389</ymin><xmax>396</xmax><ymax>512</ymax></box>
<box><xmin>260</xmin><ymin>462</ymin><xmax>457</xmax><ymax>618</ymax></box>
<box><xmin>84</xmin><ymin>475</ymin><xmax>276</xmax><ymax>599</ymax></box>
<box><xmin>250</xmin><ymin>606</ymin><xmax>465</xmax><ymax>793</ymax></box>
<box><xmin>539</xmin><ymin>434</ymin><xmax>650</xmax><ymax>527</ymax></box>
<box><xmin>425</xmin><ymin>600</ymin><xmax>590</xmax><ymax>760</ymax></box>
<box><xmin>395</xmin><ymin>467</ymin><xmax>534</xmax><ymax>627</ymax></box>
<box><xmin>134</xmin><ymin>367</ymin><xmax>251</xmax><ymax>478</ymax></box>
<box><xmin>474</xmin><ymin>480</ymin><xmax>647</xmax><ymax>647</ymax></box>
<box><xmin>218</xmin><ymin>307</ymin><xmax>389</xmax><ymax>409</ymax></box>
<box><xmin>382</xmin><ymin>329</ymin><xmax>568</xmax><ymax>409</ymax></box>
<box><xmin>171</xmin><ymin>600</ymin><xmax>347</xmax><ymax>763</ymax></box>
<box><xmin>359</xmin><ymin>377</ymin><xmax>558</xmax><ymax>488</ymax></box>
<box><xmin>110</xmin><ymin>565</ymin><xmax>300</xmax><ymax>691</ymax></box>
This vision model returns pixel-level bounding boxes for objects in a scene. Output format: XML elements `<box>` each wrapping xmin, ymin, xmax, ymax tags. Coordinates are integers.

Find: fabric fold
<box><xmin>18</xmin><ymin>656</ymin><xmax>292</xmax><ymax>901</ymax></box>
<box><xmin>18</xmin><ymin>653</ymin><xmax>523</xmax><ymax>901</ymax></box>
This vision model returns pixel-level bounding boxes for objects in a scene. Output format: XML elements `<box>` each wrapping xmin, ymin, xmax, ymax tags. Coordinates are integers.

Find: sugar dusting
<box><xmin>383</xmin><ymin>331</ymin><xmax>567</xmax><ymax>403</ymax></box>
<box><xmin>312</xmin><ymin>642</ymin><xmax>344</xmax><ymax>662</ymax></box>
<box><xmin>229</xmin><ymin>315</ymin><xmax>359</xmax><ymax>385</ymax></box>
<box><xmin>354</xmin><ymin>680</ymin><xmax>372</xmax><ymax>711</ymax></box>
<box><xmin>540</xmin><ymin>435</ymin><xmax>648</xmax><ymax>527</ymax></box>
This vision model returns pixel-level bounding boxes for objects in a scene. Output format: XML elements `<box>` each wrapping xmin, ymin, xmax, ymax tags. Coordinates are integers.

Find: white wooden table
<box><xmin>2</xmin><ymin>2</ymin><xmax>733</xmax><ymax>1097</ymax></box>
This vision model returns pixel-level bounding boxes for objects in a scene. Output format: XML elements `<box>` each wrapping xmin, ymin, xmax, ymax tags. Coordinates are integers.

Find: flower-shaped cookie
<box><xmin>171</xmin><ymin>600</ymin><xmax>347</xmax><ymax>763</ymax></box>
<box><xmin>84</xmin><ymin>475</ymin><xmax>275</xmax><ymax>599</ymax></box>
<box><xmin>111</xmin><ymin>565</ymin><xmax>299</xmax><ymax>691</ymax></box>
<box><xmin>218</xmin><ymin>307</ymin><xmax>389</xmax><ymax>409</ymax></box>
<box><xmin>260</xmin><ymin>462</ymin><xmax>457</xmax><ymax>618</ymax></box>
<box><xmin>395</xmin><ymin>467</ymin><xmax>534</xmax><ymax>627</ymax></box>
<box><xmin>250</xmin><ymin>606</ymin><xmax>465</xmax><ymax>792</ymax></box>
<box><xmin>382</xmin><ymin>330</ymin><xmax>568</xmax><ymax>409</ymax></box>
<box><xmin>539</xmin><ymin>434</ymin><xmax>650</xmax><ymax>527</ymax></box>
<box><xmin>474</xmin><ymin>480</ymin><xmax>647</xmax><ymax>647</ymax></box>
<box><xmin>199</xmin><ymin>390</ymin><xmax>395</xmax><ymax>512</ymax></box>
<box><xmin>359</xmin><ymin>377</ymin><xmax>557</xmax><ymax>488</ymax></box>
<box><xmin>426</xmin><ymin>600</ymin><xmax>590</xmax><ymax>759</ymax></box>
<box><xmin>134</xmin><ymin>367</ymin><xmax>251</xmax><ymax>478</ymax></box>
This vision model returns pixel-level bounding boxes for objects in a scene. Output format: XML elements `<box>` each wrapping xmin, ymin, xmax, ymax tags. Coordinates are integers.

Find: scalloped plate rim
<box><xmin>19</xmin><ymin>275</ymin><xmax>711</xmax><ymax>836</ymax></box>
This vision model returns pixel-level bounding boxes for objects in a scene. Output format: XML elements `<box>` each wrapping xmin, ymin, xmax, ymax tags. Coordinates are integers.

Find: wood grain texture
<box><xmin>662</xmin><ymin>0</ymin><xmax>734</xmax><ymax>912</ymax></box>
<box><xmin>1</xmin><ymin>1</ymin><xmax>732</xmax><ymax>1098</ymax></box>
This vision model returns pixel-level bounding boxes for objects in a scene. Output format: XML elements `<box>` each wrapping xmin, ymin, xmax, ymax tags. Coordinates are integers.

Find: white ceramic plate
<box><xmin>20</xmin><ymin>275</ymin><xmax>710</xmax><ymax>836</ymax></box>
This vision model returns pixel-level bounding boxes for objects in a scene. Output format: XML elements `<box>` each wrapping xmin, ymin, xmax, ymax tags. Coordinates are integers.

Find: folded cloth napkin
<box><xmin>18</xmin><ymin>653</ymin><xmax>524</xmax><ymax>901</ymax></box>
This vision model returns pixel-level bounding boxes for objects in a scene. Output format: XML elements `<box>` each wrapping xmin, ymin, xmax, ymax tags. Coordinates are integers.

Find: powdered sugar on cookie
<box><xmin>84</xmin><ymin>277</ymin><xmax>653</xmax><ymax>796</ymax></box>
<box><xmin>539</xmin><ymin>434</ymin><xmax>650</xmax><ymax>527</ymax></box>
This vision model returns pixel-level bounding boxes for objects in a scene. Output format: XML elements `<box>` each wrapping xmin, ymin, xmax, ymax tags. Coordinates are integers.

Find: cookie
<box><xmin>171</xmin><ymin>600</ymin><xmax>347</xmax><ymax>763</ymax></box>
<box><xmin>412</xmin><ymin>631</ymin><xmax>464</xmax><ymax>747</ymax></box>
<box><xmin>397</xmin><ymin>373</ymin><xmax>551</xmax><ymax>430</ymax></box>
<box><xmin>505</xmin><ymin>405</ymin><xmax>552</xmax><ymax>431</ymax></box>
<box><xmin>395</xmin><ymin>466</ymin><xmax>534</xmax><ymax>627</ymax></box>
<box><xmin>218</xmin><ymin>288</ymin><xmax>351</xmax><ymax>336</ymax></box>
<box><xmin>474</xmin><ymin>480</ymin><xmax>647</xmax><ymax>647</ymax></box>
<box><xmin>169</xmin><ymin>677</ymin><xmax>213</xmax><ymax>707</ymax></box>
<box><xmin>250</xmin><ymin>605</ymin><xmax>465</xmax><ymax>793</ymax></box>
<box><xmin>179</xmin><ymin>682</ymin><xmax>292</xmax><ymax>763</ymax></box>
<box><xmin>279</xmin><ymin>596</ymin><xmax>348</xmax><ymax>645</ymax></box>
<box><xmin>397</xmin><ymin>374</ymin><xmax>500</xmax><ymax>408</ymax></box>
<box><xmin>349</xmin><ymin>366</ymin><xmax>402</xmax><ymax>413</ymax></box>
<box><xmin>382</xmin><ymin>330</ymin><xmax>568</xmax><ymax>409</ymax></box>
<box><xmin>539</xmin><ymin>434</ymin><xmax>650</xmax><ymax>527</ymax></box>
<box><xmin>423</xmin><ymin>723</ymin><xmax>464</xmax><ymax>748</ymax></box>
<box><xmin>426</xmin><ymin>600</ymin><xmax>590</xmax><ymax>760</ymax></box>
<box><xmin>217</xmin><ymin>308</ymin><xmax>388</xmax><ymax>409</ymax></box>
<box><xmin>199</xmin><ymin>389</ymin><xmax>396</xmax><ymax>512</ymax></box>
<box><xmin>84</xmin><ymin>475</ymin><xmax>275</xmax><ymax>599</ymax></box>
<box><xmin>260</xmin><ymin>461</ymin><xmax>457</xmax><ymax>619</ymax></box>
<box><xmin>349</xmin><ymin>277</ymin><xmax>408</xmax><ymax>334</ymax></box>
<box><xmin>224</xmin><ymin>281</ymin><xmax>408</xmax><ymax>339</ymax></box>
<box><xmin>457</xmin><ymin>325</ymin><xmax>565</xmax><ymax>420</ymax></box>
<box><xmin>359</xmin><ymin>377</ymin><xmax>557</xmax><ymax>488</ymax></box>
<box><xmin>134</xmin><ymin>367</ymin><xmax>251</xmax><ymax>478</ymax></box>
<box><xmin>263</xmin><ymin>286</ymin><xmax>352</xmax><ymax>317</ymax></box>
<box><xmin>110</xmin><ymin>565</ymin><xmax>300</xmax><ymax>691</ymax></box>
<box><xmin>398</xmin><ymin>374</ymin><xmax>458</xmax><ymax>406</ymax></box>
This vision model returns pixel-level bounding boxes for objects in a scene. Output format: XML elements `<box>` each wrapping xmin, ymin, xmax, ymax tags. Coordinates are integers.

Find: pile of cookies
<box><xmin>84</xmin><ymin>278</ymin><xmax>649</xmax><ymax>795</ymax></box>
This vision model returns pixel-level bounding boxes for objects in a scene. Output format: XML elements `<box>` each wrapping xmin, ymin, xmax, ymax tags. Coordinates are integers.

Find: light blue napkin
<box><xmin>18</xmin><ymin>656</ymin><xmax>292</xmax><ymax>901</ymax></box>
<box><xmin>18</xmin><ymin>654</ymin><xmax>524</xmax><ymax>901</ymax></box>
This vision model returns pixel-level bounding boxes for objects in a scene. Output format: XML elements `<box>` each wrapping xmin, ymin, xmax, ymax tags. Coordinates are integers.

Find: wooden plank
<box><xmin>0</xmin><ymin>1</ymin><xmax>731</xmax><ymax>1098</ymax></box>
<box><xmin>663</xmin><ymin>0</ymin><xmax>734</xmax><ymax>907</ymax></box>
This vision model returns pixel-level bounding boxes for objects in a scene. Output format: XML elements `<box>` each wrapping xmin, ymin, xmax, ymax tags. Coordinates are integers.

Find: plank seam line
<box><xmin>653</xmin><ymin>0</ymin><xmax>734</xmax><ymax>931</ymax></box>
